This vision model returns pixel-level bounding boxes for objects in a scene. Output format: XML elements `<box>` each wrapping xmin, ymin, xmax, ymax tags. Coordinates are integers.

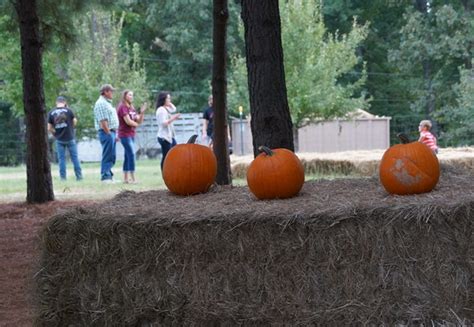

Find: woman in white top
<box><xmin>156</xmin><ymin>92</ymin><xmax>180</xmax><ymax>170</ymax></box>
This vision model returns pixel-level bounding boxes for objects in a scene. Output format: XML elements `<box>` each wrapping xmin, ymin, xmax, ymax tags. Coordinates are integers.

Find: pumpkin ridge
<box><xmin>400</xmin><ymin>155</ymin><xmax>437</xmax><ymax>182</ymax></box>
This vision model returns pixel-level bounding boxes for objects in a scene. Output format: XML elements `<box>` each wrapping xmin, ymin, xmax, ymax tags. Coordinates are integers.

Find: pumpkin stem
<box><xmin>397</xmin><ymin>133</ymin><xmax>411</xmax><ymax>144</ymax></box>
<box><xmin>258</xmin><ymin>146</ymin><xmax>274</xmax><ymax>156</ymax></box>
<box><xmin>187</xmin><ymin>135</ymin><xmax>198</xmax><ymax>144</ymax></box>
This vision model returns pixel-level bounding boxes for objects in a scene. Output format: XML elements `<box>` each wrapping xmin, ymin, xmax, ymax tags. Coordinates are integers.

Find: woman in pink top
<box><xmin>418</xmin><ymin>120</ymin><xmax>438</xmax><ymax>154</ymax></box>
<box><xmin>117</xmin><ymin>90</ymin><xmax>148</xmax><ymax>183</ymax></box>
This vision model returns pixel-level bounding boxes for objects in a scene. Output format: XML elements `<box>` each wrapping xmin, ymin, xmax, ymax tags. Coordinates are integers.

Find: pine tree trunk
<box><xmin>241</xmin><ymin>0</ymin><xmax>294</xmax><ymax>157</ymax></box>
<box><xmin>212</xmin><ymin>0</ymin><xmax>232</xmax><ymax>185</ymax></box>
<box><xmin>14</xmin><ymin>0</ymin><xmax>54</xmax><ymax>203</ymax></box>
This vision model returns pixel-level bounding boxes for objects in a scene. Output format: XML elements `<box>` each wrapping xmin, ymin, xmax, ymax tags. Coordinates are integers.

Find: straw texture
<box><xmin>36</xmin><ymin>168</ymin><xmax>474</xmax><ymax>326</ymax></box>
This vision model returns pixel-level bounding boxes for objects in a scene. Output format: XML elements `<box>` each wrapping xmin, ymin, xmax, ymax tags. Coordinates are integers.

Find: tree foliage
<box><xmin>441</xmin><ymin>64</ymin><xmax>474</xmax><ymax>144</ymax></box>
<box><xmin>65</xmin><ymin>11</ymin><xmax>148</xmax><ymax>138</ymax></box>
<box><xmin>0</xmin><ymin>0</ymin><xmax>121</xmax><ymax>114</ymax></box>
<box><xmin>229</xmin><ymin>0</ymin><xmax>370</xmax><ymax>128</ymax></box>
<box><xmin>1</xmin><ymin>0</ymin><xmax>472</xmax><ymax>150</ymax></box>
<box><xmin>388</xmin><ymin>3</ymin><xmax>472</xmax><ymax>143</ymax></box>
<box><xmin>227</xmin><ymin>54</ymin><xmax>248</xmax><ymax>117</ymax></box>
<box><xmin>281</xmin><ymin>0</ymin><xmax>369</xmax><ymax>128</ymax></box>
<box><xmin>322</xmin><ymin>0</ymin><xmax>413</xmax><ymax>119</ymax></box>
<box><xmin>389</xmin><ymin>5</ymin><xmax>471</xmax><ymax>106</ymax></box>
<box><xmin>0</xmin><ymin>101</ymin><xmax>24</xmax><ymax>166</ymax></box>
<box><xmin>321</xmin><ymin>0</ymin><xmax>473</xmax><ymax>146</ymax></box>
<box><xmin>118</xmin><ymin>0</ymin><xmax>243</xmax><ymax>112</ymax></box>
<box><xmin>0</xmin><ymin>15</ymin><xmax>64</xmax><ymax>115</ymax></box>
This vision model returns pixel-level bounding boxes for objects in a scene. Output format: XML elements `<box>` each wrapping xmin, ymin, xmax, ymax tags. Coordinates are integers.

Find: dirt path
<box><xmin>0</xmin><ymin>201</ymin><xmax>91</xmax><ymax>327</ymax></box>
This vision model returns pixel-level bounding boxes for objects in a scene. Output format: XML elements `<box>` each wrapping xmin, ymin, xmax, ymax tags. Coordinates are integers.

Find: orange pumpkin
<box><xmin>247</xmin><ymin>146</ymin><xmax>305</xmax><ymax>200</ymax></box>
<box><xmin>379</xmin><ymin>133</ymin><xmax>440</xmax><ymax>195</ymax></box>
<box><xmin>163</xmin><ymin>135</ymin><xmax>217</xmax><ymax>195</ymax></box>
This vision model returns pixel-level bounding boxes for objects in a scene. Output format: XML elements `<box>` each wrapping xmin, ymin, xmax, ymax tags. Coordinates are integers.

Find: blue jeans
<box><xmin>98</xmin><ymin>130</ymin><xmax>116</xmax><ymax>180</ymax></box>
<box><xmin>56</xmin><ymin>139</ymin><xmax>82</xmax><ymax>180</ymax></box>
<box><xmin>158</xmin><ymin>137</ymin><xmax>177</xmax><ymax>171</ymax></box>
<box><xmin>120</xmin><ymin>137</ymin><xmax>135</xmax><ymax>172</ymax></box>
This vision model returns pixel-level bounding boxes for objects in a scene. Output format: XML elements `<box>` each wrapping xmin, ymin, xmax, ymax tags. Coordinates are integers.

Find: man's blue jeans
<box><xmin>120</xmin><ymin>137</ymin><xmax>135</xmax><ymax>172</ymax></box>
<box><xmin>56</xmin><ymin>139</ymin><xmax>82</xmax><ymax>180</ymax></box>
<box><xmin>98</xmin><ymin>130</ymin><xmax>116</xmax><ymax>181</ymax></box>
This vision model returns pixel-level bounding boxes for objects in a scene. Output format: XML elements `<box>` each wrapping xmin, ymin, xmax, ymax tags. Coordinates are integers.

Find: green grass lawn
<box><xmin>0</xmin><ymin>160</ymin><xmax>169</xmax><ymax>203</ymax></box>
<box><xmin>0</xmin><ymin>159</ymin><xmax>349</xmax><ymax>203</ymax></box>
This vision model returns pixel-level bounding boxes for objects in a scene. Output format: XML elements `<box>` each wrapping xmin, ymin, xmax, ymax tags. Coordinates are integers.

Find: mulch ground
<box><xmin>0</xmin><ymin>201</ymin><xmax>91</xmax><ymax>327</ymax></box>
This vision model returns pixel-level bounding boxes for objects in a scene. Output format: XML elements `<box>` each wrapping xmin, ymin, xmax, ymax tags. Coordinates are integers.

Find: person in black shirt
<box><xmin>201</xmin><ymin>94</ymin><xmax>233</xmax><ymax>153</ymax></box>
<box><xmin>202</xmin><ymin>95</ymin><xmax>214</xmax><ymax>145</ymax></box>
<box><xmin>47</xmin><ymin>96</ymin><xmax>83</xmax><ymax>181</ymax></box>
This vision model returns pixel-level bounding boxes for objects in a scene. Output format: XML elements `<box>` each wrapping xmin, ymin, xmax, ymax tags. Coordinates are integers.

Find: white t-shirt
<box><xmin>156</xmin><ymin>106</ymin><xmax>176</xmax><ymax>143</ymax></box>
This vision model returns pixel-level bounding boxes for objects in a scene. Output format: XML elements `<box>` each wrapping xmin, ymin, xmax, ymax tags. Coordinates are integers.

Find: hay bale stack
<box><xmin>440</xmin><ymin>148</ymin><xmax>474</xmax><ymax>172</ymax></box>
<box><xmin>231</xmin><ymin>148</ymin><xmax>474</xmax><ymax>179</ymax></box>
<box><xmin>230</xmin><ymin>152</ymin><xmax>382</xmax><ymax>179</ymax></box>
<box><xmin>231</xmin><ymin>157</ymin><xmax>378</xmax><ymax>179</ymax></box>
<box><xmin>36</xmin><ymin>173</ymin><xmax>474</xmax><ymax>325</ymax></box>
<box><xmin>231</xmin><ymin>162</ymin><xmax>250</xmax><ymax>179</ymax></box>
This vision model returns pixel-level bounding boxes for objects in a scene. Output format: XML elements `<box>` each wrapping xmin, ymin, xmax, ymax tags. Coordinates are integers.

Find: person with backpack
<box><xmin>47</xmin><ymin>96</ymin><xmax>83</xmax><ymax>181</ymax></box>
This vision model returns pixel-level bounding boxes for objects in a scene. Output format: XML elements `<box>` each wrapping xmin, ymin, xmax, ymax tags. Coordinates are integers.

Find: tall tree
<box><xmin>241</xmin><ymin>0</ymin><xmax>294</xmax><ymax>156</ymax></box>
<box><xmin>212</xmin><ymin>0</ymin><xmax>232</xmax><ymax>185</ymax></box>
<box><xmin>14</xmin><ymin>0</ymin><xmax>54</xmax><ymax>203</ymax></box>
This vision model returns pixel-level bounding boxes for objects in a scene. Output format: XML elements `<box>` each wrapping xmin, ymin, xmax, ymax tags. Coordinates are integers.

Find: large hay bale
<box><xmin>36</xmin><ymin>172</ymin><xmax>474</xmax><ymax>325</ymax></box>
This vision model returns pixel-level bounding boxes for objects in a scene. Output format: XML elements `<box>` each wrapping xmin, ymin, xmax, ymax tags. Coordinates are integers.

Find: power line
<box><xmin>141</xmin><ymin>56</ymin><xmax>463</xmax><ymax>80</ymax></box>
<box><xmin>146</xmin><ymin>89</ymin><xmax>209</xmax><ymax>95</ymax></box>
<box><xmin>345</xmin><ymin>71</ymin><xmax>461</xmax><ymax>80</ymax></box>
<box><xmin>370</xmin><ymin>99</ymin><xmax>413</xmax><ymax>102</ymax></box>
<box><xmin>142</xmin><ymin>57</ymin><xmax>196</xmax><ymax>64</ymax></box>
<box><xmin>345</xmin><ymin>71</ymin><xmax>418</xmax><ymax>77</ymax></box>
